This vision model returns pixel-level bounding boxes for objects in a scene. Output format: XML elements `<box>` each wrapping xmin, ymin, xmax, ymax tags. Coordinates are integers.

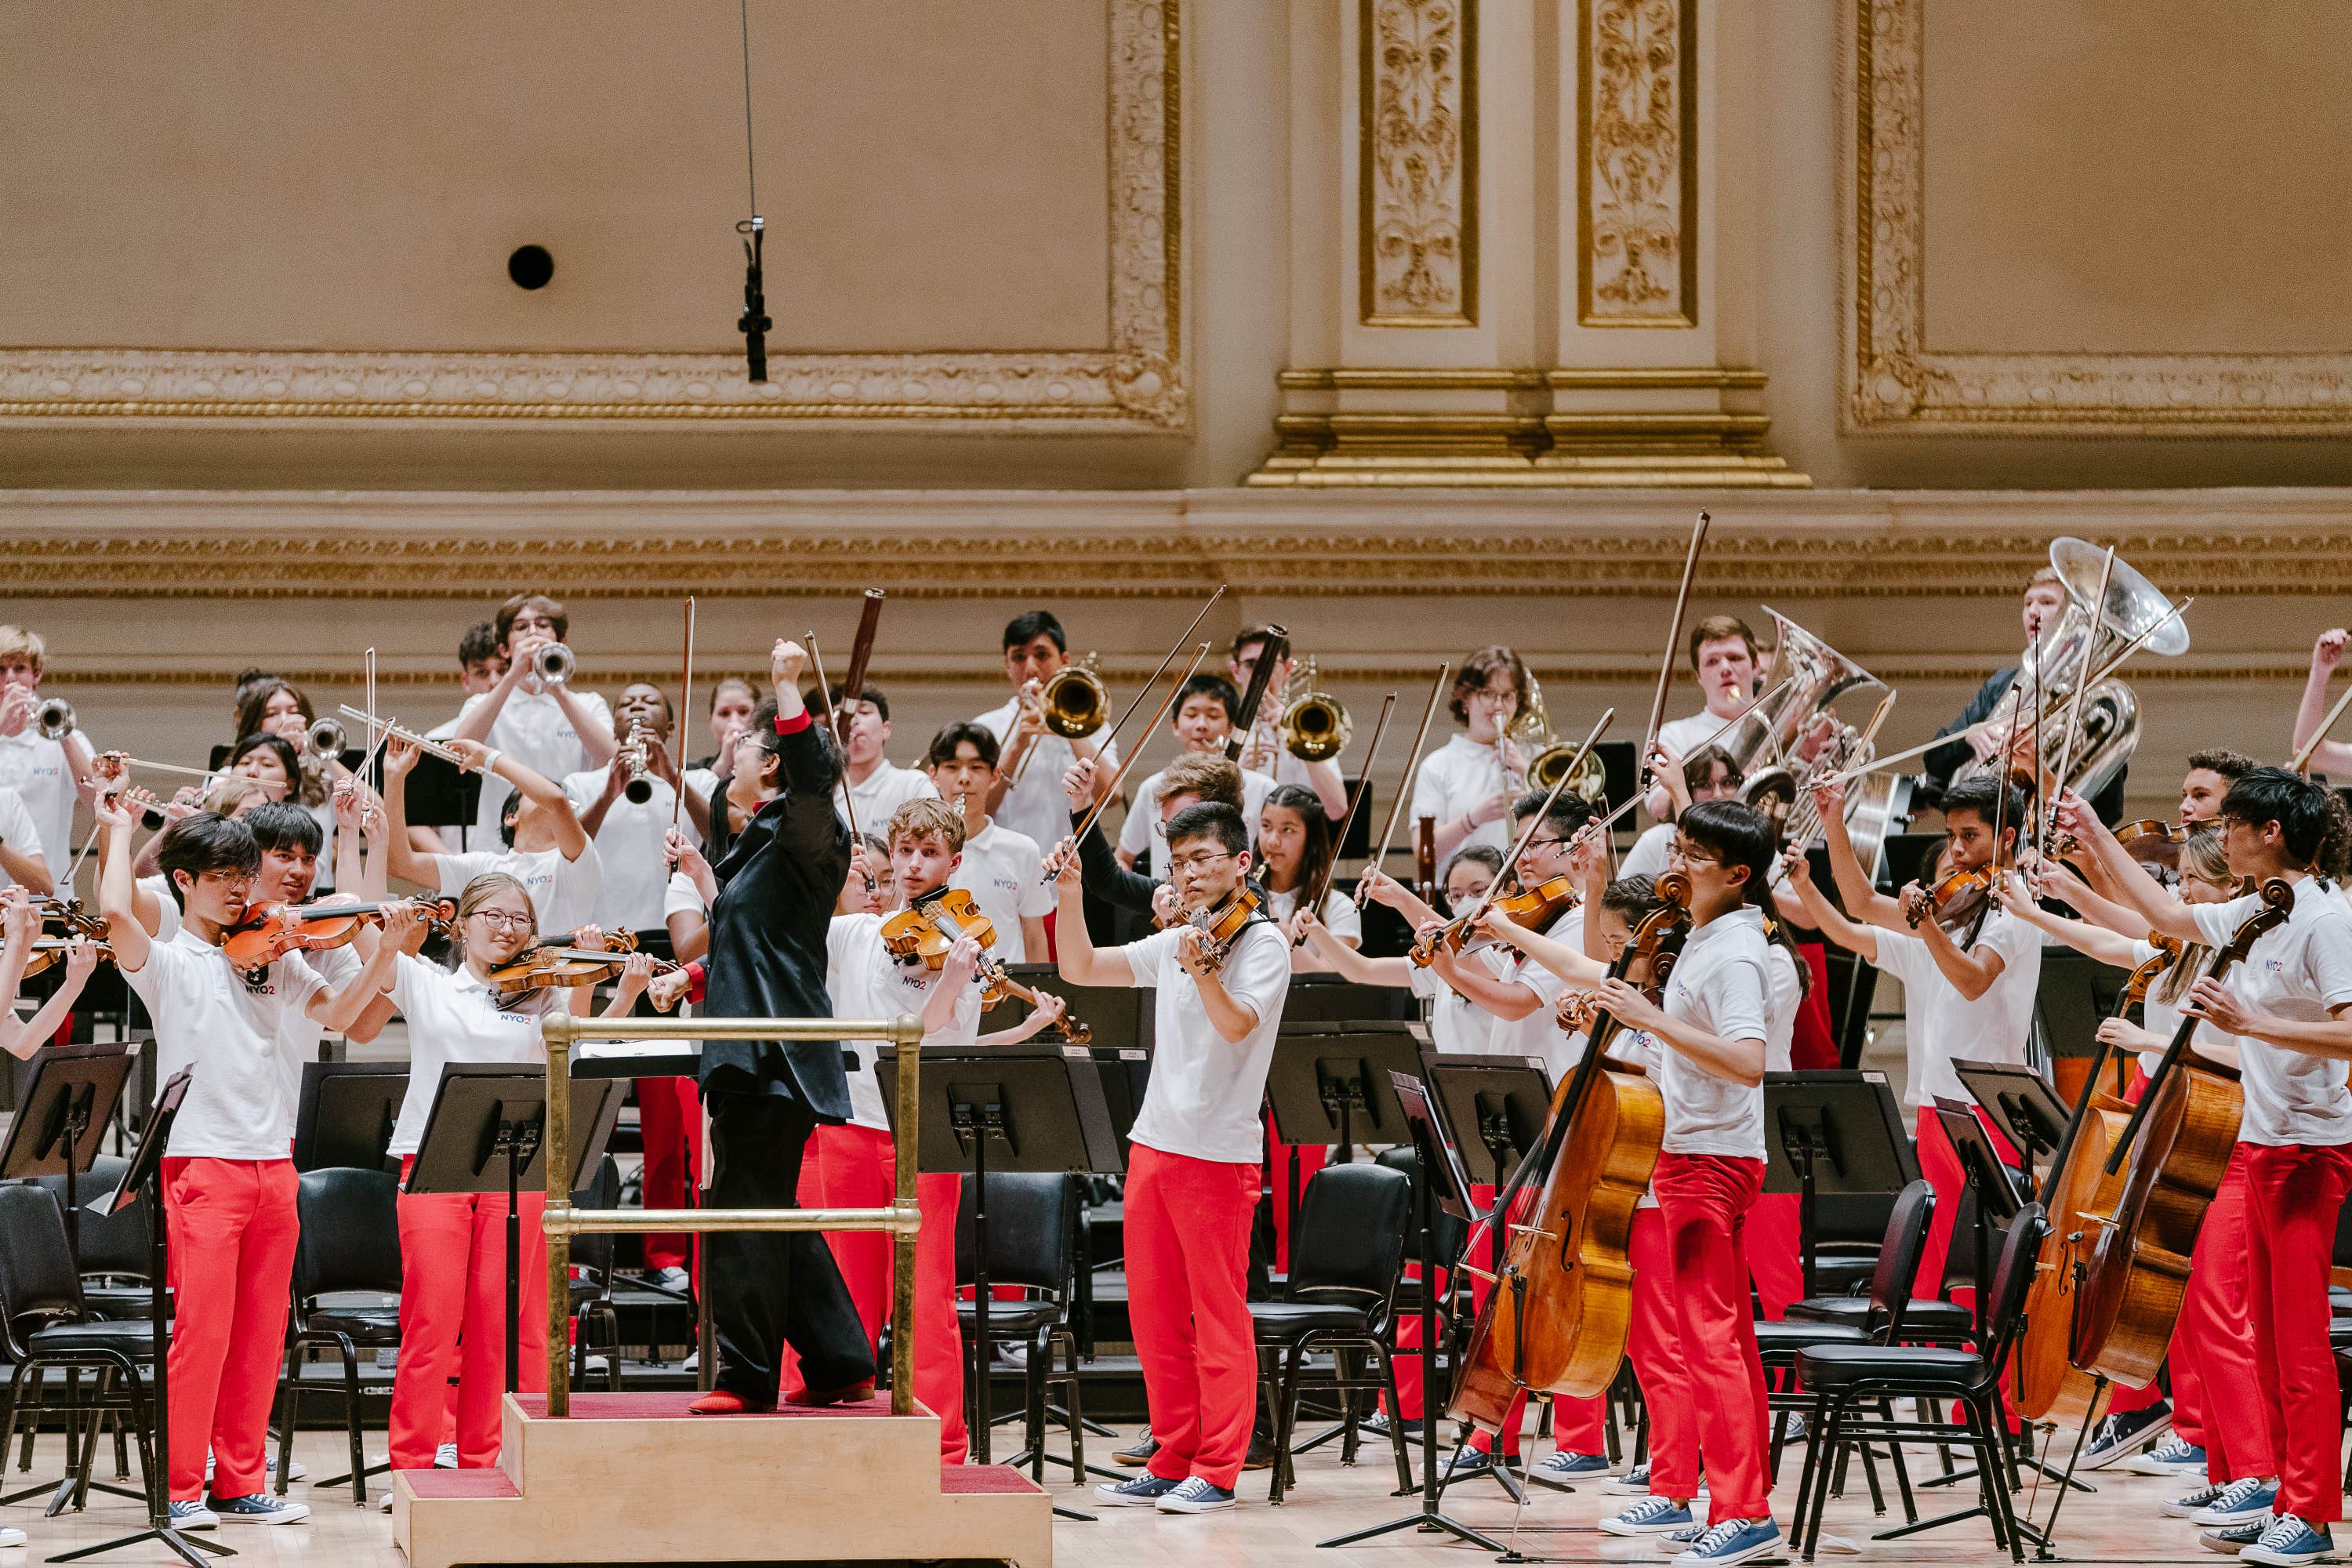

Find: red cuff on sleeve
<box><xmin>774</xmin><ymin>710</ymin><xmax>812</xmax><ymax>736</ymax></box>
<box><xmin>685</xmin><ymin>960</ymin><xmax>708</xmax><ymax>1005</ymax></box>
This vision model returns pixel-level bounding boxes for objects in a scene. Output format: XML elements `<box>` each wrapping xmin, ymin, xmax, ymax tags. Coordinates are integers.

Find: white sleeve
<box><xmin>1216</xmin><ymin>925</ymin><xmax>1293</xmax><ymax>1032</ymax></box>
<box><xmin>561</xmin><ymin>771</ymin><xmax>601</xmax><ymax>814</ymax></box>
<box><xmin>663</xmin><ymin>869</ymin><xmax>706</xmax><ymax>920</ymax></box>
<box><xmin>432</xmin><ymin>852</ymin><xmax>492</xmax><ymax>896</ymax></box>
<box><xmin>1117</xmin><ymin>794</ymin><xmax>1152</xmax><ymax>857</ymax></box>
<box><xmin>1871</xmin><ymin>926</ymin><xmax>1926</xmax><ymax>986</ymax></box>
<box><xmin>1318</xmin><ymin>890</ymin><xmax>1363</xmax><ymax>944</ymax></box>
<box><xmin>118</xmin><ymin>933</ymin><xmax>185</xmax><ymax>1008</ymax></box>
<box><xmin>278</xmin><ymin>951</ymin><xmax>332</xmax><ymax>1014</ymax></box>
<box><xmin>2302</xmin><ymin>909</ymin><xmax>2352</xmax><ymax>1011</ymax></box>
<box><xmin>1702</xmin><ymin>951</ymin><xmax>1770</xmax><ymax>1044</ymax></box>
<box><xmin>2189</xmin><ymin>892</ymin><xmax>2262</xmax><ymax>950</ymax></box>
<box><xmin>1121</xmin><ymin>928</ymin><xmax>1180</xmax><ymax>989</ymax></box>
<box><xmin>1984</xmin><ymin>907</ymin><xmax>2044</xmax><ymax>968</ymax></box>
<box><xmin>1410</xmin><ymin>753</ymin><xmax>1450</xmax><ymax>831</ymax></box>
<box><xmin>1621</xmin><ymin>825</ymin><xmax>1671</xmax><ymax>881</ymax></box>
<box><xmin>0</xmin><ymin>790</ymin><xmax>41</xmax><ymax>865</ymax></box>
<box><xmin>579</xmin><ymin>692</ymin><xmax>614</xmax><ymax>742</ymax></box>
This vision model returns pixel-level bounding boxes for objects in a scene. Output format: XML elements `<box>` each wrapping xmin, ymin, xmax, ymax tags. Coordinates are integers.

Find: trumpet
<box><xmin>34</xmin><ymin>697</ymin><xmax>74</xmax><ymax>742</ymax></box>
<box><xmin>336</xmin><ymin>706</ymin><xmax>468</xmax><ymax>766</ymax></box>
<box><xmin>1277</xmin><ymin>658</ymin><xmax>1352</xmax><ymax>762</ymax></box>
<box><xmin>303</xmin><ymin>716</ymin><xmax>347</xmax><ymax>766</ymax></box>
<box><xmin>621</xmin><ymin>721</ymin><xmax>653</xmax><ymax>804</ymax></box>
<box><xmin>531</xmin><ymin>641</ymin><xmax>576</xmax><ymax>688</ymax></box>
<box><xmin>1507</xmin><ymin>674</ymin><xmax>1606</xmax><ymax>798</ymax></box>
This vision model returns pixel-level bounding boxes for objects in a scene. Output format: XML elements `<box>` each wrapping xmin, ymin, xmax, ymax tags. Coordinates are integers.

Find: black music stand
<box><xmin>1315</xmin><ymin>1072</ymin><xmax>1504</xmax><ymax>1554</ymax></box>
<box><xmin>1265</xmin><ymin>1021</ymin><xmax>1427</xmax><ymax>1265</ymax></box>
<box><xmin>1759</xmin><ymin>1071</ymin><xmax>1919</xmax><ymax>1298</ymax></box>
<box><xmin>1954</xmin><ymin>1064</ymin><xmax>2067</xmax><ymax>1189</ymax></box>
<box><xmin>0</xmin><ymin>1041</ymin><xmax>133</xmax><ymax>1260</ymax></box>
<box><xmin>1283</xmin><ymin>977</ymin><xmax>1416</xmax><ymax>1025</ymax></box>
<box><xmin>1422</xmin><ymin>1052</ymin><xmax>1553</xmax><ymax>1326</ymax></box>
<box><xmin>51</xmin><ymin>1069</ymin><xmax>225</xmax><ymax>1568</ymax></box>
<box><xmin>877</xmin><ymin>1043</ymin><xmax>1119</xmax><ymax>1518</ymax></box>
<box><xmin>292</xmin><ymin>1060</ymin><xmax>409</xmax><ymax>1174</ymax></box>
<box><xmin>2034</xmin><ymin>949</ymin><xmax>2130</xmax><ymax>1098</ymax></box>
<box><xmin>405</xmin><ymin>1065</ymin><xmax>625</xmax><ymax>1393</ymax></box>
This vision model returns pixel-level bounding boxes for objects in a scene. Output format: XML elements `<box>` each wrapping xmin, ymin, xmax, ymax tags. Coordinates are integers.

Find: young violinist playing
<box><xmin>1577</xmin><ymin>800</ymin><xmax>1784</xmax><ymax>1566</ymax></box>
<box><xmin>0</xmin><ymin>885</ymin><xmax>102</xmax><ymax>1059</ymax></box>
<box><xmin>1410</xmin><ymin>647</ymin><xmax>1530</xmax><ymax>861</ymax></box>
<box><xmin>1298</xmin><ymin>848</ymin><xmax>1504</xmax><ymax>1056</ymax></box>
<box><xmin>1116</xmin><ymin>673</ymin><xmax>1276</xmax><ymax>877</ymax></box>
<box><xmin>2057</xmin><ymin>769</ymin><xmax>2352</xmax><ymax>1566</ymax></box>
<box><xmin>927</xmin><ymin>723</ymin><xmax>1053</xmax><ymax>964</ymax></box>
<box><xmin>1058</xmin><ymin>803</ymin><xmax>1290</xmax><ymax>1515</ymax></box>
<box><xmin>93</xmin><ymin>798</ymin><xmax>398</xmax><ymax>1529</ymax></box>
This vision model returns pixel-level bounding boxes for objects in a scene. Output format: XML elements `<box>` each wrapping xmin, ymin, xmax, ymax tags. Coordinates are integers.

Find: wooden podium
<box><xmin>394</xmin><ymin>1390</ymin><xmax>1051</xmax><ymax>1568</ymax></box>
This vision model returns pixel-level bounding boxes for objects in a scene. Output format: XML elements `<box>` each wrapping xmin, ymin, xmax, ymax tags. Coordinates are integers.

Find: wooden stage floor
<box><xmin>2</xmin><ymin>1421</ymin><xmax>2238</xmax><ymax>1566</ymax></box>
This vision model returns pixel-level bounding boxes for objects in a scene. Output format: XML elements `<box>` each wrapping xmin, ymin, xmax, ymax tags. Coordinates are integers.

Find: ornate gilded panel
<box><xmin>1578</xmin><ymin>0</ymin><xmax>1696</xmax><ymax>328</ymax></box>
<box><xmin>1359</xmin><ymin>0</ymin><xmax>1478</xmax><ymax>326</ymax></box>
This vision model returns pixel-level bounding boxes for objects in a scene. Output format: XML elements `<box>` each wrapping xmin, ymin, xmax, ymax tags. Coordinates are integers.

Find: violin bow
<box><xmin>1224</xmin><ymin>624</ymin><xmax>1288</xmax><ymax>765</ymax></box>
<box><xmin>672</xmin><ymin>596</ymin><xmax>697</xmax><ymax>832</ymax></box>
<box><xmin>2046</xmin><ymin>546</ymin><xmax>2118</xmax><ymax>810</ymax></box>
<box><xmin>1448</xmin><ymin>707</ymin><xmax>1613</xmax><ymax>929</ymax></box>
<box><xmin>1008</xmin><ymin>584</ymin><xmax>1226</xmax><ymax>790</ymax></box>
<box><xmin>1042</xmin><ymin>642</ymin><xmax>1216</xmax><ymax>884</ymax></box>
<box><xmin>1639</xmin><ymin>510</ymin><xmax>1711</xmax><ymax>768</ymax></box>
<box><xmin>1359</xmin><ymin>662</ymin><xmax>1450</xmax><ymax>906</ymax></box>
<box><xmin>1295</xmin><ymin>692</ymin><xmax>1396</xmax><ymax>944</ymax></box>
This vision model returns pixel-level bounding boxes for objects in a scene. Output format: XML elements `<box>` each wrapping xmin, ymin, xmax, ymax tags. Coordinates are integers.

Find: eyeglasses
<box><xmin>1167</xmin><ymin>851</ymin><xmax>1236</xmax><ymax>873</ymax></box>
<box><xmin>1523</xmin><ymin>836</ymin><xmax>1577</xmax><ymax>852</ymax></box>
<box><xmin>1667</xmin><ymin>840</ymin><xmax>1722</xmax><ymax>867</ymax></box>
<box><xmin>469</xmin><ymin>910</ymin><xmax>533</xmax><ymax>932</ymax></box>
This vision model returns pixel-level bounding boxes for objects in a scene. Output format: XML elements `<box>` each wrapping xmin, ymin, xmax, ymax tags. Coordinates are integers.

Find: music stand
<box><xmin>291</xmin><ymin>1060</ymin><xmax>409</xmax><ymax>1173</ymax></box>
<box><xmin>2035</xmin><ymin>949</ymin><xmax>2131</xmax><ymax>1098</ymax></box>
<box><xmin>1954</xmin><ymin>1063</ymin><xmax>2068</xmax><ymax>1189</ymax></box>
<box><xmin>1265</xmin><ymin>1021</ymin><xmax>1428</xmax><ymax>1264</ymax></box>
<box><xmin>877</xmin><ymin>1042</ymin><xmax>1120</xmax><ymax>1515</ymax></box>
<box><xmin>50</xmin><ymin>1069</ymin><xmax>227</xmax><ymax>1568</ymax></box>
<box><xmin>1759</xmin><ymin>1071</ymin><xmax>1919</xmax><ymax>1298</ymax></box>
<box><xmin>1315</xmin><ymin>1072</ymin><xmax>1504</xmax><ymax>1554</ymax></box>
<box><xmin>1421</xmin><ymin>1052</ymin><xmax>1553</xmax><ymax>1330</ymax></box>
<box><xmin>0</xmin><ymin>1041</ymin><xmax>133</xmax><ymax>1259</ymax></box>
<box><xmin>405</xmin><ymin>1065</ymin><xmax>625</xmax><ymax>1393</ymax></box>
<box><xmin>1282</xmin><ymin>978</ymin><xmax>1416</xmax><ymax>1026</ymax></box>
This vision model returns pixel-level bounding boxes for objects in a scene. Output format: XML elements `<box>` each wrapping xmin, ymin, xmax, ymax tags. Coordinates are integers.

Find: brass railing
<box><xmin>538</xmin><ymin>1011</ymin><xmax>926</xmax><ymax>1417</ymax></box>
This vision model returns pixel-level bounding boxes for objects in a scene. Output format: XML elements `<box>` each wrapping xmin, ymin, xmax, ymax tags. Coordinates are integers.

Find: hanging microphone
<box><xmin>736</xmin><ymin>216</ymin><xmax>770</xmax><ymax>383</ymax></box>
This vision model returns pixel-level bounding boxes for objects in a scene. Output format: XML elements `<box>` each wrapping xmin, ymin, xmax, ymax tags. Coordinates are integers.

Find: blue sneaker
<box><xmin>1094</xmin><ymin>1473</ymin><xmax>1182</xmax><ymax>1507</ymax></box>
<box><xmin>2083</xmin><ymin>1403</ymin><xmax>2172</xmax><ymax>1470</ymax></box>
<box><xmin>2241</xmin><ymin>1515</ymin><xmax>2334</xmax><ymax>1567</ymax></box>
<box><xmin>2129</xmin><ymin>1435</ymin><xmax>2209</xmax><ymax>1478</ymax></box>
<box><xmin>1529</xmin><ymin>1450</ymin><xmax>1611</xmax><ymax>1491</ymax></box>
<box><xmin>208</xmin><ymin>1493</ymin><xmax>309</xmax><ymax>1526</ymax></box>
<box><xmin>2169</xmin><ymin>1483</ymin><xmax>2233</xmax><ymax>1519</ymax></box>
<box><xmin>2203</xmin><ymin>1520</ymin><xmax>2269</xmax><ymax>1555</ymax></box>
<box><xmin>168</xmin><ymin>1500</ymin><xmax>219</xmax><ymax>1530</ymax></box>
<box><xmin>1673</xmin><ymin>1517</ymin><xmax>1784</xmax><ymax>1567</ymax></box>
<box><xmin>2192</xmin><ymin>1479</ymin><xmax>2280</xmax><ymax>1529</ymax></box>
<box><xmin>1156</xmin><ymin>1477</ymin><xmax>1236</xmax><ymax>1514</ymax></box>
<box><xmin>1602</xmin><ymin>1497</ymin><xmax>1698</xmax><ymax>1537</ymax></box>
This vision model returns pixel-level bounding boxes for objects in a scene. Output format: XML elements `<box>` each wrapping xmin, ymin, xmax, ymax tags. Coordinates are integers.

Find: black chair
<box><xmin>1788</xmin><ymin>1202</ymin><xmax>2049</xmax><ymax>1564</ymax></box>
<box><xmin>1250</xmin><ymin>1161</ymin><xmax>1414</xmax><ymax>1505</ymax></box>
<box><xmin>276</xmin><ymin>1167</ymin><xmax>401</xmax><ymax>1507</ymax></box>
<box><xmin>1784</xmin><ymin>1181</ymin><xmax>1974</xmax><ymax>1347</ymax></box>
<box><xmin>569</xmin><ymin>1156</ymin><xmax>623</xmax><ymax>1392</ymax></box>
<box><xmin>953</xmin><ymin>1173</ymin><xmax>1085</xmax><ymax>1483</ymax></box>
<box><xmin>28</xmin><ymin>1157</ymin><xmax>152</xmax><ymax>1492</ymax></box>
<box><xmin>0</xmin><ymin>1183</ymin><xmax>157</xmax><ymax>1515</ymax></box>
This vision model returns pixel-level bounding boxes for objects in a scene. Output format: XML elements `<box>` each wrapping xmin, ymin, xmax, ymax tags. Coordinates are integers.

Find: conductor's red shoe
<box><xmin>688</xmin><ymin>1389</ymin><xmax>776</xmax><ymax>1415</ymax></box>
<box><xmin>782</xmin><ymin>1379</ymin><xmax>876</xmax><ymax>1407</ymax></box>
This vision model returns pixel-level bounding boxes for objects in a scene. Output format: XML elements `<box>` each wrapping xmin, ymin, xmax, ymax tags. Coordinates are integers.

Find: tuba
<box><xmin>1037</xmin><ymin>653</ymin><xmax>1108</xmax><ymax>739</ymax></box>
<box><xmin>1731</xmin><ymin>612</ymin><xmax>1895</xmax><ymax>863</ymax></box>
<box><xmin>1508</xmin><ymin>674</ymin><xmax>1606</xmax><ymax>800</ymax></box>
<box><xmin>1277</xmin><ymin>658</ymin><xmax>1352</xmax><ymax>762</ymax></box>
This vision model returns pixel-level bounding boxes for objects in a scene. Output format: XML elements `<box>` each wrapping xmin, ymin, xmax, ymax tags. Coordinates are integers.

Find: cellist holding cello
<box><xmin>2057</xmin><ymin>770</ymin><xmax>2352</xmax><ymax>1567</ymax></box>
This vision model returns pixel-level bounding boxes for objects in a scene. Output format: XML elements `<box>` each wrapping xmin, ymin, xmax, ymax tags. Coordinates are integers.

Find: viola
<box><xmin>2069</xmin><ymin>882</ymin><xmax>2288</xmax><ymax>1390</ymax></box>
<box><xmin>485</xmin><ymin>928</ymin><xmax>674</xmax><ymax>992</ymax></box>
<box><xmin>879</xmin><ymin>889</ymin><xmax>1091</xmax><ymax>1042</ymax></box>
<box><xmin>220</xmin><ymin>897</ymin><xmax>456</xmax><ymax>973</ymax></box>
<box><xmin>1449</xmin><ymin>871</ymin><xmax>1690</xmax><ymax>1432</ymax></box>
<box><xmin>2115</xmin><ymin>818</ymin><xmax>2190</xmax><ymax>870</ymax></box>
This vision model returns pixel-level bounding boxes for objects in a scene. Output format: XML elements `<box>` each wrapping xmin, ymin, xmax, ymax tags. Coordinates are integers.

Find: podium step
<box><xmin>394</xmin><ymin>1392</ymin><xmax>1050</xmax><ymax>1568</ymax></box>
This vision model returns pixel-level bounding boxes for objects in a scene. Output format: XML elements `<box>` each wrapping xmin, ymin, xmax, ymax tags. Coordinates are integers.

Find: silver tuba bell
<box><xmin>1724</xmin><ymin>609</ymin><xmax>1883</xmax><ymax>800</ymax></box>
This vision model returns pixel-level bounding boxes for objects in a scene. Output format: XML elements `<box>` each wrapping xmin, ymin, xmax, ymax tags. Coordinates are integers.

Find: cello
<box><xmin>2011</xmin><ymin>938</ymin><xmax>2174</xmax><ymax>1423</ymax></box>
<box><xmin>1446</xmin><ymin>872</ymin><xmax>1690</xmax><ymax>1428</ymax></box>
<box><xmin>2069</xmin><ymin>880</ymin><xmax>2290</xmax><ymax>1388</ymax></box>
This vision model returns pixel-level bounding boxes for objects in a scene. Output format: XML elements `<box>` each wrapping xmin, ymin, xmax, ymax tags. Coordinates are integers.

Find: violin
<box><xmin>1902</xmin><ymin>865</ymin><xmax>1991</xmax><ymax>936</ymax></box>
<box><xmin>2115</xmin><ymin>818</ymin><xmax>2190</xmax><ymax>870</ymax></box>
<box><xmin>220</xmin><ymin>897</ymin><xmax>456</xmax><ymax>974</ymax></box>
<box><xmin>485</xmin><ymin>928</ymin><xmax>675</xmax><ymax>992</ymax></box>
<box><xmin>1179</xmin><ymin>885</ymin><xmax>1265</xmax><ymax>973</ymax></box>
<box><xmin>20</xmin><ymin>935</ymin><xmax>115</xmax><ymax>978</ymax></box>
<box><xmin>2070</xmin><ymin>881</ymin><xmax>2288</xmax><ymax>1391</ymax></box>
<box><xmin>1408</xmin><ymin>873</ymin><xmax>1579</xmax><ymax>967</ymax></box>
<box><xmin>879</xmin><ymin>888</ymin><xmax>1091</xmax><ymax>1042</ymax></box>
<box><xmin>2013</xmin><ymin>937</ymin><xmax>2174</xmax><ymax>1425</ymax></box>
<box><xmin>1449</xmin><ymin>871</ymin><xmax>1690</xmax><ymax>1434</ymax></box>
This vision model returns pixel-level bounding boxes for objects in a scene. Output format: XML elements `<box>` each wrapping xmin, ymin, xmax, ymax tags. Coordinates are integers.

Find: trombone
<box><xmin>1506</xmin><ymin>673</ymin><xmax>1606</xmax><ymax>797</ymax></box>
<box><xmin>336</xmin><ymin>706</ymin><xmax>468</xmax><ymax>766</ymax></box>
<box><xmin>1007</xmin><ymin>654</ymin><xmax>1109</xmax><ymax>789</ymax></box>
<box><xmin>1276</xmin><ymin>658</ymin><xmax>1352</xmax><ymax>763</ymax></box>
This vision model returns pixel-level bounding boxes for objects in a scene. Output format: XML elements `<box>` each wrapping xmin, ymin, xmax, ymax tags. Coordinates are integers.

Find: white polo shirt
<box><xmin>1410</xmin><ymin>735</ymin><xmax>1512</xmax><ymax>852</ymax></box>
<box><xmin>1123</xmin><ymin>919</ymin><xmax>1293</xmax><ymax>1165</ymax></box>
<box><xmin>1657</xmin><ymin>907</ymin><xmax>1772</xmax><ymax>1159</ymax></box>
<box><xmin>972</xmin><ymin>695</ymin><xmax>1119</xmax><ymax>864</ymax></box>
<box><xmin>826</xmin><ymin>913</ymin><xmax>982</xmax><ymax>1131</ymax></box>
<box><xmin>1489</xmin><ymin>909</ymin><xmax>1584</xmax><ymax>1082</ymax></box>
<box><xmin>140</xmin><ymin>872</ymin><xmax>182</xmax><ymax>942</ymax></box>
<box><xmin>1118</xmin><ymin>763</ymin><xmax>1277</xmax><ymax>877</ymax></box>
<box><xmin>1621</xmin><ymin>822</ymin><xmax>1675</xmax><ymax>882</ymax></box>
<box><xmin>834</xmin><ymin>764</ymin><xmax>937</xmax><ymax>836</ymax></box>
<box><xmin>1766</xmin><ymin>941</ymin><xmax>1802</xmax><ymax>1073</ymax></box>
<box><xmin>1262</xmin><ymin>884</ymin><xmax>1363</xmax><ymax>946</ymax></box>
<box><xmin>1655</xmin><ymin>710</ymin><xmax>1740</xmax><ymax>764</ymax></box>
<box><xmin>0</xmin><ymin>786</ymin><xmax>45</xmax><ymax>891</ymax></box>
<box><xmin>1870</xmin><ymin>906</ymin><xmax>2043</xmax><ymax>1112</ymax></box>
<box><xmin>384</xmin><ymin>953</ymin><xmax>571</xmax><ymax>1158</ymax></box>
<box><xmin>1410</xmin><ymin>946</ymin><xmax>1511</xmax><ymax>1055</ymax></box>
<box><xmin>277</xmin><ymin>944</ymin><xmax>361</xmax><ymax>1113</ymax></box>
<box><xmin>561</xmin><ymin>767</ymin><xmax>695</xmax><ymax>934</ymax></box>
<box><xmin>460</xmin><ymin>686</ymin><xmax>613</xmax><ymax>840</ymax></box>
<box><xmin>0</xmin><ymin>731</ymin><xmax>77</xmax><ymax>882</ymax></box>
<box><xmin>432</xmin><ymin>843</ymin><xmax>603</xmax><ymax>938</ymax></box>
<box><xmin>122</xmin><ymin>931</ymin><xmax>328</xmax><ymax>1160</ymax></box>
<box><xmin>948</xmin><ymin>819</ymin><xmax>1054</xmax><ymax>965</ymax></box>
<box><xmin>2132</xmin><ymin>938</ymin><xmax>2234</xmax><ymax>1080</ymax></box>
<box><xmin>2188</xmin><ymin>877</ymin><xmax>2352</xmax><ymax>1146</ymax></box>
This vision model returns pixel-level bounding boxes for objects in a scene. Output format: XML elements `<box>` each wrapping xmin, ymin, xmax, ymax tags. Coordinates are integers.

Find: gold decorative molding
<box><xmin>0</xmin><ymin>2</ymin><xmax>1182</xmax><ymax>434</ymax></box>
<box><xmin>1842</xmin><ymin>0</ymin><xmax>2352</xmax><ymax>437</ymax></box>
<box><xmin>14</xmin><ymin>488</ymin><xmax>2352</xmax><ymax>598</ymax></box>
<box><xmin>1359</xmin><ymin>0</ymin><xmax>1478</xmax><ymax>326</ymax></box>
<box><xmin>1578</xmin><ymin>0</ymin><xmax>1696</xmax><ymax>328</ymax></box>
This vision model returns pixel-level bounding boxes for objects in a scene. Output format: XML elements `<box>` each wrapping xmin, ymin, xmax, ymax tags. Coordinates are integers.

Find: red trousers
<box><xmin>161</xmin><ymin>1157</ymin><xmax>300</xmax><ymax>1501</ymax></box>
<box><xmin>783</xmin><ymin>1125</ymin><xmax>967</xmax><ymax>1462</ymax></box>
<box><xmin>2165</xmin><ymin>1145</ymin><xmax>2273</xmax><ymax>1482</ymax></box>
<box><xmin>389</xmin><ymin>1156</ymin><xmax>548</xmax><ymax>1472</ymax></box>
<box><xmin>2244</xmin><ymin>1143</ymin><xmax>2352</xmax><ymax>1522</ymax></box>
<box><xmin>636</xmin><ymin>1076</ymin><xmax>702</xmax><ymax>1274</ymax></box>
<box><xmin>1791</xmin><ymin>943</ymin><xmax>1840</xmax><ymax>1071</ymax></box>
<box><xmin>1912</xmin><ymin>1104</ymin><xmax>2018</xmax><ymax>1307</ymax></box>
<box><xmin>1127</xmin><ymin>1143</ymin><xmax>1261</xmax><ymax>1490</ymax></box>
<box><xmin>1629</xmin><ymin>1207</ymin><xmax>1704</xmax><ymax>1497</ymax></box>
<box><xmin>1653</xmin><ymin>1153</ymin><xmax>1771</xmax><ymax>1525</ymax></box>
<box><xmin>1746</xmin><ymin>1193</ymin><xmax>1802</xmax><ymax>1320</ymax></box>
